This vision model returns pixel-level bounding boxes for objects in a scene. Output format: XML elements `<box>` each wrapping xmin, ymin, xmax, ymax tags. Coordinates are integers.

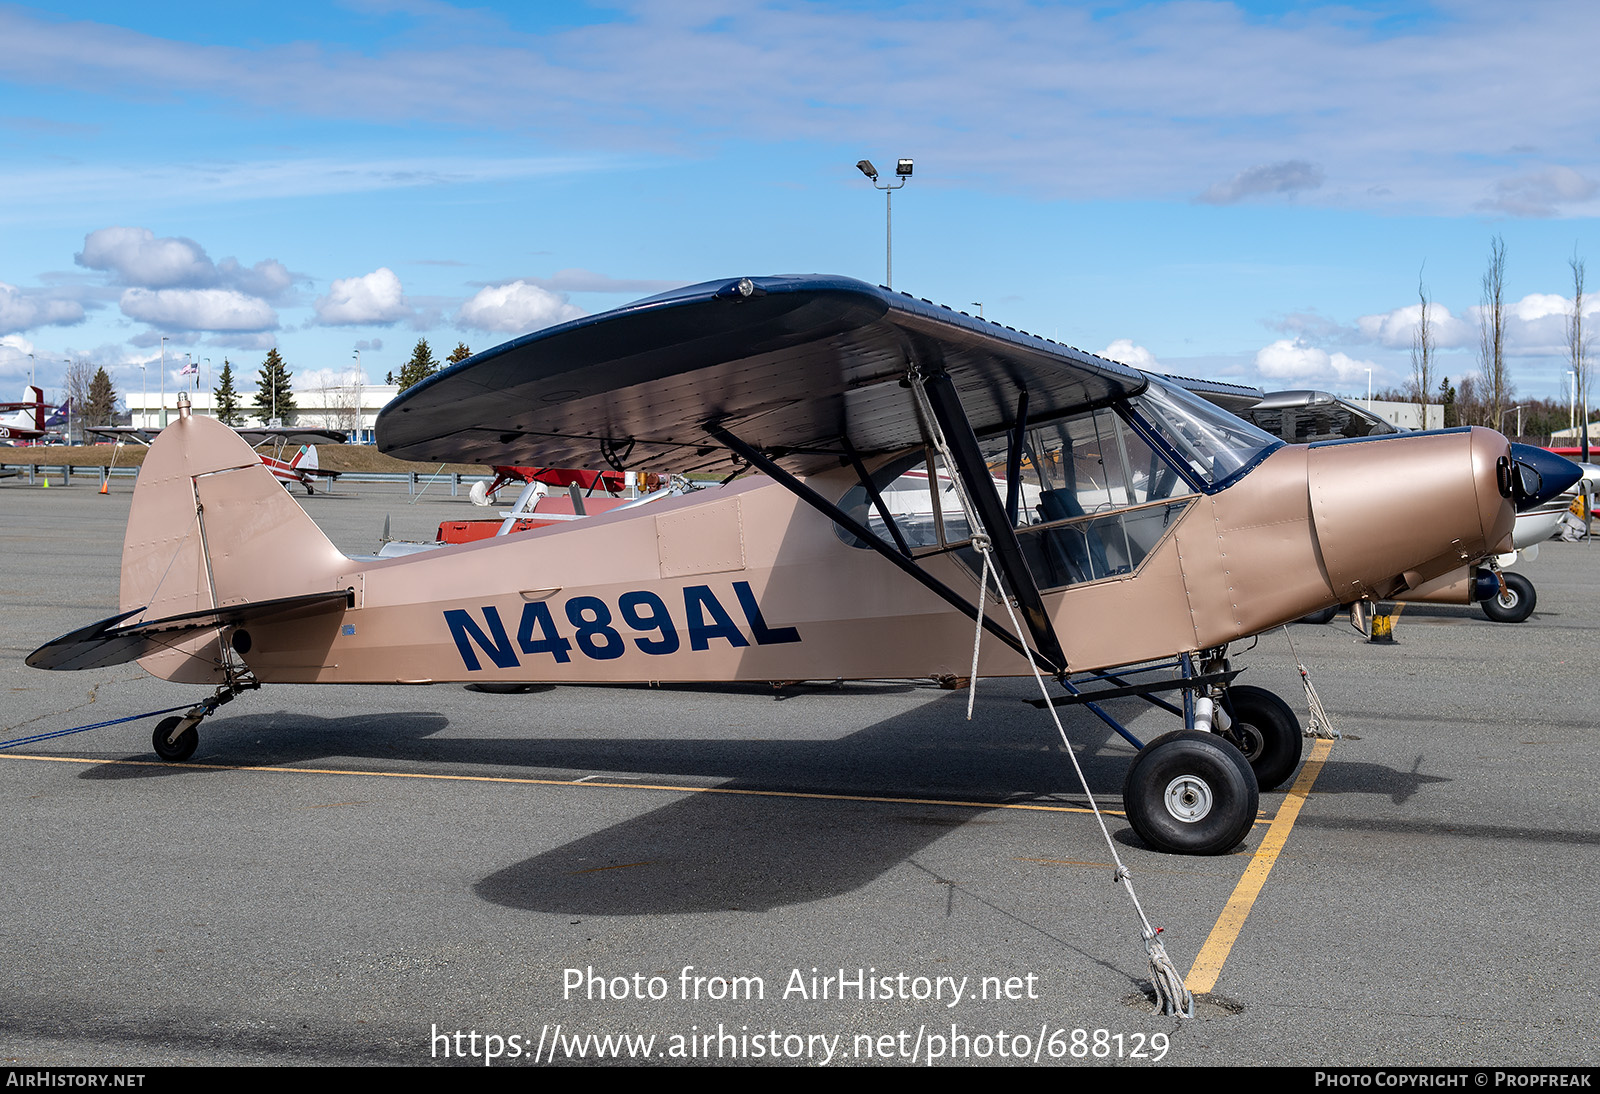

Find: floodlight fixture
<box><xmin>856</xmin><ymin>155</ymin><xmax>914</xmax><ymax>289</ymax></box>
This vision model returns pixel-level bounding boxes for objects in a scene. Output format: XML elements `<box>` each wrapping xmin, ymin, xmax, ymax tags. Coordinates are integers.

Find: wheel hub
<box><xmin>1163</xmin><ymin>775</ymin><xmax>1213</xmax><ymax>823</ymax></box>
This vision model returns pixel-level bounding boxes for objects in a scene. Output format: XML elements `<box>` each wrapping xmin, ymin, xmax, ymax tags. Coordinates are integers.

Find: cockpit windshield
<box><xmin>1126</xmin><ymin>379</ymin><xmax>1282</xmax><ymax>490</ymax></box>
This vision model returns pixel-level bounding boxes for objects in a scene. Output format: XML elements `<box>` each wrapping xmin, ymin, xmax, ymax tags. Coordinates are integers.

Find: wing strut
<box><xmin>704</xmin><ymin>421</ymin><xmax>1060</xmax><ymax>673</ymax></box>
<box><xmin>915</xmin><ymin>370</ymin><xmax>1070</xmax><ymax>674</ymax></box>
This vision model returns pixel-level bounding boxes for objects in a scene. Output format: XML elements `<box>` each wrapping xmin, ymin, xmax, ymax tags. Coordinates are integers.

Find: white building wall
<box><xmin>125</xmin><ymin>384</ymin><xmax>402</xmax><ymax>443</ymax></box>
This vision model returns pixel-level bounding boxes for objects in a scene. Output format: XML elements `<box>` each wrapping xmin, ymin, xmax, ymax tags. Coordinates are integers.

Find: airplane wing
<box><xmin>85</xmin><ymin>425</ymin><xmax>160</xmax><ymax>445</ymax></box>
<box><xmin>26</xmin><ymin>590</ymin><xmax>353</xmax><ymax>671</ymax></box>
<box><xmin>235</xmin><ymin>428</ymin><xmax>349</xmax><ymax>446</ymax></box>
<box><xmin>378</xmin><ymin>275</ymin><xmax>1214</xmax><ymax>475</ymax></box>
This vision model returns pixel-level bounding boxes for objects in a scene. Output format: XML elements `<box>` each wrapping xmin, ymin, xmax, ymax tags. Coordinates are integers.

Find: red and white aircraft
<box><xmin>87</xmin><ymin>424</ymin><xmax>344</xmax><ymax>495</ymax></box>
<box><xmin>0</xmin><ymin>386</ymin><xmax>68</xmax><ymax>443</ymax></box>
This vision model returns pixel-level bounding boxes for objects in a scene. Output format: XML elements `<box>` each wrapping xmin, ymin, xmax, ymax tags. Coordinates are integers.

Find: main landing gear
<box><xmin>1124</xmin><ymin>731</ymin><xmax>1259</xmax><ymax>856</ymax></box>
<box><xmin>1085</xmin><ymin>654</ymin><xmax>1303</xmax><ymax>855</ymax></box>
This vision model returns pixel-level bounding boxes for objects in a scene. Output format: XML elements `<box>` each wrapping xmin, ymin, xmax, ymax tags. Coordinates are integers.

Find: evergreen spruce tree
<box><xmin>213</xmin><ymin>359</ymin><xmax>243</xmax><ymax>426</ymax></box>
<box><xmin>254</xmin><ymin>349</ymin><xmax>296</xmax><ymax>425</ymax></box>
<box><xmin>396</xmin><ymin>338</ymin><xmax>439</xmax><ymax>391</ymax></box>
<box><xmin>84</xmin><ymin>367</ymin><xmax>118</xmax><ymax>429</ymax></box>
<box><xmin>446</xmin><ymin>341</ymin><xmax>472</xmax><ymax>366</ymax></box>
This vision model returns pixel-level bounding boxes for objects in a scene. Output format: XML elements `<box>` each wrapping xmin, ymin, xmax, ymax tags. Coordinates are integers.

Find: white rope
<box><xmin>965</xmin><ymin>534</ymin><xmax>990</xmax><ymax>721</ymax></box>
<box><xmin>910</xmin><ymin>373</ymin><xmax>1193</xmax><ymax>1017</ymax></box>
<box><xmin>1280</xmin><ymin>626</ymin><xmax>1338</xmax><ymax>739</ymax></box>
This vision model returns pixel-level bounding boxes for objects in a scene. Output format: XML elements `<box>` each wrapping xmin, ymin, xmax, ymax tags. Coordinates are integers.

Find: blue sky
<box><xmin>2</xmin><ymin>0</ymin><xmax>1598</xmax><ymax>407</ymax></box>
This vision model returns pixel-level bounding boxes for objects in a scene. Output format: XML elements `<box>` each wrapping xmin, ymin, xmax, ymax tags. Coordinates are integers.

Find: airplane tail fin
<box><xmin>290</xmin><ymin>444</ymin><xmax>319</xmax><ymax>472</ymax></box>
<box><xmin>120</xmin><ymin>408</ymin><xmax>349</xmax><ymax>682</ymax></box>
<box><xmin>28</xmin><ymin>385</ymin><xmax>44</xmax><ymax>431</ymax></box>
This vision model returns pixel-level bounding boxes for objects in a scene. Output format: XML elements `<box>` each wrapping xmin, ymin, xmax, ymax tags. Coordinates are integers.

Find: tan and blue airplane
<box><xmin>28</xmin><ymin>274</ymin><xmax>1578</xmax><ymax>856</ymax></box>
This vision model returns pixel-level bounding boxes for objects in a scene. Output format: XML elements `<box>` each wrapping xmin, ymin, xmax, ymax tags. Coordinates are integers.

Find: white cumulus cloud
<box><xmin>120</xmin><ymin>288</ymin><xmax>278</xmax><ymax>332</ymax></box>
<box><xmin>0</xmin><ymin>281</ymin><xmax>85</xmax><ymax>334</ymax></box>
<box><xmin>1100</xmin><ymin>339</ymin><xmax>1159</xmax><ymax>370</ymax></box>
<box><xmin>77</xmin><ymin>226</ymin><xmax>216</xmax><ymax>288</ymax></box>
<box><xmin>1254</xmin><ymin>339</ymin><xmax>1377</xmax><ymax>386</ymax></box>
<box><xmin>1355</xmin><ymin>302</ymin><xmax>1474</xmax><ymax>350</ymax></box>
<box><xmin>456</xmin><ymin>281</ymin><xmax>583</xmax><ymax>334</ymax></box>
<box><xmin>314</xmin><ymin>267</ymin><xmax>411</xmax><ymax>325</ymax></box>
<box><xmin>75</xmin><ymin>226</ymin><xmax>299</xmax><ymax>305</ymax></box>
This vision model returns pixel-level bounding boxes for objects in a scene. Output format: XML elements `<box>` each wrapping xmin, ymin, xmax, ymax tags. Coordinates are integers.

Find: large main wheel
<box><xmin>1481</xmin><ymin>572</ymin><xmax>1535</xmax><ymax>623</ymax></box>
<box><xmin>1222</xmin><ymin>685</ymin><xmax>1303</xmax><ymax>791</ymax></box>
<box><xmin>1124</xmin><ymin>730</ymin><xmax>1259</xmax><ymax>855</ymax></box>
<box><xmin>152</xmin><ymin>716</ymin><xmax>198</xmax><ymax>762</ymax></box>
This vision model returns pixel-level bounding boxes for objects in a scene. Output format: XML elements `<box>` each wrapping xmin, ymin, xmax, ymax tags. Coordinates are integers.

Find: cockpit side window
<box><xmin>833</xmin><ymin>404</ymin><xmax>1203</xmax><ymax>594</ymax></box>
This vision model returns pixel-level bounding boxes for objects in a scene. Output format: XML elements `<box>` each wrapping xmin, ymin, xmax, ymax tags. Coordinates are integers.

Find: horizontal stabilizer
<box><xmin>27</xmin><ymin>590</ymin><xmax>352</xmax><ymax>671</ymax></box>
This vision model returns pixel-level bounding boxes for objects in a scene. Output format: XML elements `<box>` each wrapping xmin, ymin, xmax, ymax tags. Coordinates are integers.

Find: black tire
<box><xmin>1298</xmin><ymin>605</ymin><xmax>1339</xmax><ymax>625</ymax></box>
<box><xmin>1481</xmin><ymin>572</ymin><xmax>1535</xmax><ymax>623</ymax></box>
<box><xmin>152</xmin><ymin>716</ymin><xmax>198</xmax><ymax>762</ymax></box>
<box><xmin>1222</xmin><ymin>685</ymin><xmax>1303</xmax><ymax>791</ymax></box>
<box><xmin>1123</xmin><ymin>730</ymin><xmax>1259</xmax><ymax>855</ymax></box>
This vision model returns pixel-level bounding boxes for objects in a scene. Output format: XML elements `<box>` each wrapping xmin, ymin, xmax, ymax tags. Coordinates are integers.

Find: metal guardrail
<box><xmin>0</xmin><ymin>464</ymin><xmax>498</xmax><ymax>496</ymax></box>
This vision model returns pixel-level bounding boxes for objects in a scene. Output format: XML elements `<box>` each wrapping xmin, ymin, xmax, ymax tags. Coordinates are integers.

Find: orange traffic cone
<box><xmin>99</xmin><ymin>479</ymin><xmax>109</xmax><ymax>495</ymax></box>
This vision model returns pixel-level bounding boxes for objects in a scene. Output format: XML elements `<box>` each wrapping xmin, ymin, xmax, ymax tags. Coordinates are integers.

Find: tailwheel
<box><xmin>152</xmin><ymin>716</ymin><xmax>198</xmax><ymax>762</ymax></box>
<box><xmin>1221</xmin><ymin>684</ymin><xmax>1303</xmax><ymax>791</ymax></box>
<box><xmin>1481</xmin><ymin>572</ymin><xmax>1535</xmax><ymax>623</ymax></box>
<box><xmin>1124</xmin><ymin>730</ymin><xmax>1258</xmax><ymax>855</ymax></box>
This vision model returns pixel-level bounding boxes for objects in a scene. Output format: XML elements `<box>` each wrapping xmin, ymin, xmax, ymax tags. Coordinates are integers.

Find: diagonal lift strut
<box><xmin>917</xmin><ymin>369</ymin><xmax>1070</xmax><ymax>674</ymax></box>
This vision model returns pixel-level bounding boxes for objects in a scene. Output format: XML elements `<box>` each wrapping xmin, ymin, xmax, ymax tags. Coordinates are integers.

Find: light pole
<box><xmin>353</xmin><ymin>349</ymin><xmax>364</xmax><ymax>442</ymax></box>
<box><xmin>139</xmin><ymin>362</ymin><xmax>147</xmax><ymax>430</ymax></box>
<box><xmin>159</xmin><ymin>335</ymin><xmax>168</xmax><ymax>427</ymax></box>
<box><xmin>1366</xmin><ymin>368</ymin><xmax>1373</xmax><ymax>409</ymax></box>
<box><xmin>63</xmin><ymin>358</ymin><xmax>72</xmax><ymax>442</ymax></box>
<box><xmin>856</xmin><ymin>158</ymin><xmax>913</xmax><ymax>290</ymax></box>
<box><xmin>971</xmin><ymin>302</ymin><xmax>983</xmax><ymax>319</ymax></box>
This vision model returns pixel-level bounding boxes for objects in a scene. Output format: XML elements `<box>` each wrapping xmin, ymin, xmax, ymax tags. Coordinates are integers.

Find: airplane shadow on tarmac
<box><xmin>71</xmin><ymin>684</ymin><xmax>1155</xmax><ymax>918</ymax></box>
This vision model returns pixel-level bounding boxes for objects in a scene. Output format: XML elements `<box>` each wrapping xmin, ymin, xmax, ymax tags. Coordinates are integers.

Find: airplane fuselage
<box><xmin>123</xmin><ymin>411</ymin><xmax>1514</xmax><ymax>687</ymax></box>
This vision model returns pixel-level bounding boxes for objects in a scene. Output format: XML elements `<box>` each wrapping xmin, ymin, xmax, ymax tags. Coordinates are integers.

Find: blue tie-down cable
<box><xmin>0</xmin><ymin>704</ymin><xmax>198</xmax><ymax>751</ymax></box>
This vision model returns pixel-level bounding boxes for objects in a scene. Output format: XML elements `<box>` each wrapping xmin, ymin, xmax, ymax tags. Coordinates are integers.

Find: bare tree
<box><xmin>1409</xmin><ymin>269</ymin><xmax>1434</xmax><ymax>425</ymax></box>
<box><xmin>1478</xmin><ymin>236</ymin><xmax>1511</xmax><ymax>432</ymax></box>
<box><xmin>1569</xmin><ymin>252</ymin><xmax>1591</xmax><ymax>460</ymax></box>
<box><xmin>318</xmin><ymin>371</ymin><xmax>365</xmax><ymax>434</ymax></box>
<box><xmin>62</xmin><ymin>360</ymin><xmax>96</xmax><ymax>443</ymax></box>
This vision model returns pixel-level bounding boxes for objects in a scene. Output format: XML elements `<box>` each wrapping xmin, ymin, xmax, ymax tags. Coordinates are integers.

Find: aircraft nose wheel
<box><xmin>1220</xmin><ymin>684</ymin><xmax>1303</xmax><ymax>791</ymax></box>
<box><xmin>1124</xmin><ymin>730</ymin><xmax>1258</xmax><ymax>855</ymax></box>
<box><xmin>152</xmin><ymin>716</ymin><xmax>198</xmax><ymax>762</ymax></box>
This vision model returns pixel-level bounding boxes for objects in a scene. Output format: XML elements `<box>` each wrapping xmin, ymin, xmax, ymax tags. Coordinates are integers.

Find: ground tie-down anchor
<box><xmin>1117</xmin><ymin>865</ymin><xmax>1194</xmax><ymax>1017</ymax></box>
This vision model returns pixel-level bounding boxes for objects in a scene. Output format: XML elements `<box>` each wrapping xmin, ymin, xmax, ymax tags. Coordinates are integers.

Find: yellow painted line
<box><xmin>1185</xmin><ymin>736</ymin><xmax>1334</xmax><ymax>994</ymax></box>
<box><xmin>0</xmin><ymin>751</ymin><xmax>1124</xmax><ymax>817</ymax></box>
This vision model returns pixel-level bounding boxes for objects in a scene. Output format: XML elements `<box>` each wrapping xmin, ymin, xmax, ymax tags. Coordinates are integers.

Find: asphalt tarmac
<box><xmin>2</xmin><ymin>475</ymin><xmax>1597</xmax><ymax>1067</ymax></box>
